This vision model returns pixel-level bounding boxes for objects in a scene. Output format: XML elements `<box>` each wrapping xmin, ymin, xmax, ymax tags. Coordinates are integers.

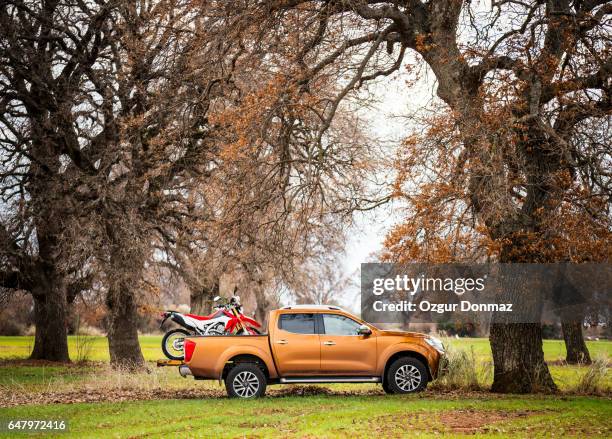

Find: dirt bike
<box><xmin>160</xmin><ymin>295</ymin><xmax>261</xmax><ymax>360</ymax></box>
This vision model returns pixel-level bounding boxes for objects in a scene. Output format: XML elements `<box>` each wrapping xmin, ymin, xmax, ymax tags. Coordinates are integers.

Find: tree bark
<box><xmin>488</xmin><ymin>253</ymin><xmax>557</xmax><ymax>393</ymax></box>
<box><xmin>30</xmin><ymin>283</ymin><xmax>70</xmax><ymax>362</ymax></box>
<box><xmin>490</xmin><ymin>323</ymin><xmax>556</xmax><ymax>393</ymax></box>
<box><xmin>190</xmin><ymin>282</ymin><xmax>218</xmax><ymax>315</ymax></box>
<box><xmin>106</xmin><ymin>284</ymin><xmax>144</xmax><ymax>368</ymax></box>
<box><xmin>562</xmin><ymin>321</ymin><xmax>591</xmax><ymax>364</ymax></box>
<box><xmin>29</xmin><ymin>217</ymin><xmax>71</xmax><ymax>362</ymax></box>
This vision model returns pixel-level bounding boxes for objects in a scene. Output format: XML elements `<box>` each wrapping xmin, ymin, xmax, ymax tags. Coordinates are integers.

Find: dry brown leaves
<box><xmin>1</xmin><ymin>387</ymin><xmax>225</xmax><ymax>408</ymax></box>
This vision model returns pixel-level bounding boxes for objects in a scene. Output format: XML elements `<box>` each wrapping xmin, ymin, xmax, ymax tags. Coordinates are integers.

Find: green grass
<box><xmin>443</xmin><ymin>337</ymin><xmax>612</xmax><ymax>363</ymax></box>
<box><xmin>0</xmin><ymin>335</ymin><xmax>162</xmax><ymax>362</ymax></box>
<box><xmin>0</xmin><ymin>365</ymin><xmax>97</xmax><ymax>388</ymax></box>
<box><xmin>0</xmin><ymin>394</ymin><xmax>610</xmax><ymax>438</ymax></box>
<box><xmin>0</xmin><ymin>336</ymin><xmax>610</xmax><ymax>437</ymax></box>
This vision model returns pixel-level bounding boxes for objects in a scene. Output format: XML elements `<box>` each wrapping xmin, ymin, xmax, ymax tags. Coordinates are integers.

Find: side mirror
<box><xmin>357</xmin><ymin>325</ymin><xmax>372</xmax><ymax>336</ymax></box>
<box><xmin>213</xmin><ymin>296</ymin><xmax>221</xmax><ymax>302</ymax></box>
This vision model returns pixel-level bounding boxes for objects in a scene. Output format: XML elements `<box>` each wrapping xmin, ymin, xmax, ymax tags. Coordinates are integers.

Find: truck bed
<box><xmin>185</xmin><ymin>335</ymin><xmax>278</xmax><ymax>380</ymax></box>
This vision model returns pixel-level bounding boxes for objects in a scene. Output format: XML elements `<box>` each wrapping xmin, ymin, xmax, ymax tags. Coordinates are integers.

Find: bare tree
<box><xmin>68</xmin><ymin>1</ymin><xmax>250</xmax><ymax>366</ymax></box>
<box><xmin>0</xmin><ymin>0</ymin><xmax>245</xmax><ymax>365</ymax></box>
<box><xmin>290</xmin><ymin>255</ymin><xmax>355</xmax><ymax>306</ymax></box>
<box><xmin>0</xmin><ymin>0</ymin><xmax>116</xmax><ymax>361</ymax></box>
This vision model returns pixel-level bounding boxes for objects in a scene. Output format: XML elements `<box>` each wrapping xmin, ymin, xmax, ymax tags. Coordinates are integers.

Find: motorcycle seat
<box><xmin>184</xmin><ymin>311</ymin><xmax>220</xmax><ymax>321</ymax></box>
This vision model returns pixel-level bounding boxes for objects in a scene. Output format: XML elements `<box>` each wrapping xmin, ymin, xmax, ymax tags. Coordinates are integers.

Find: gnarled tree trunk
<box><xmin>106</xmin><ymin>284</ymin><xmax>144</xmax><ymax>368</ymax></box>
<box><xmin>488</xmin><ymin>252</ymin><xmax>557</xmax><ymax>393</ymax></box>
<box><xmin>29</xmin><ymin>214</ymin><xmax>70</xmax><ymax>362</ymax></box>
<box><xmin>490</xmin><ymin>323</ymin><xmax>556</xmax><ymax>393</ymax></box>
<box><xmin>30</xmin><ymin>282</ymin><xmax>70</xmax><ymax>362</ymax></box>
<box><xmin>562</xmin><ymin>321</ymin><xmax>591</xmax><ymax>364</ymax></box>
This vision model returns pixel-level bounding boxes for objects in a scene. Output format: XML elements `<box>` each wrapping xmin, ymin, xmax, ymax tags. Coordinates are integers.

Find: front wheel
<box><xmin>225</xmin><ymin>363</ymin><xmax>267</xmax><ymax>398</ymax></box>
<box><xmin>385</xmin><ymin>357</ymin><xmax>428</xmax><ymax>394</ymax></box>
<box><xmin>162</xmin><ymin>328</ymin><xmax>191</xmax><ymax>360</ymax></box>
<box><xmin>382</xmin><ymin>379</ymin><xmax>394</xmax><ymax>394</ymax></box>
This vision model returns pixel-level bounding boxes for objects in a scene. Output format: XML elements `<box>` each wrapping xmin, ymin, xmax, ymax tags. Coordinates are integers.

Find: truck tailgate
<box><xmin>185</xmin><ymin>335</ymin><xmax>278</xmax><ymax>379</ymax></box>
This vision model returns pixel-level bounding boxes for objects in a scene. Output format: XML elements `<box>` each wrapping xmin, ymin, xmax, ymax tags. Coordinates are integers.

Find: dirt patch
<box><xmin>0</xmin><ymin>387</ymin><xmax>225</xmax><ymax>407</ymax></box>
<box><xmin>438</xmin><ymin>409</ymin><xmax>538</xmax><ymax>433</ymax></box>
<box><xmin>269</xmin><ymin>385</ymin><xmax>335</xmax><ymax>397</ymax></box>
<box><xmin>267</xmin><ymin>385</ymin><xmax>491</xmax><ymax>398</ymax></box>
<box><xmin>368</xmin><ymin>409</ymin><xmax>546</xmax><ymax>435</ymax></box>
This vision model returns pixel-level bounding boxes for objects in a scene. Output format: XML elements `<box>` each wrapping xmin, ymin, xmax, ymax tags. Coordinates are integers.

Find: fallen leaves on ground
<box><xmin>1</xmin><ymin>387</ymin><xmax>225</xmax><ymax>407</ymax></box>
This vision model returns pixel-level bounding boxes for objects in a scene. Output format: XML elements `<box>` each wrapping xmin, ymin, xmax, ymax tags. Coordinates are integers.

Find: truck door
<box><xmin>319</xmin><ymin>313</ymin><xmax>377</xmax><ymax>375</ymax></box>
<box><xmin>272</xmin><ymin>313</ymin><xmax>321</xmax><ymax>375</ymax></box>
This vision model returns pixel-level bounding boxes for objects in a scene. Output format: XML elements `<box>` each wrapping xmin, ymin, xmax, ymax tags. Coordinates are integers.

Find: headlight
<box><xmin>425</xmin><ymin>336</ymin><xmax>445</xmax><ymax>354</ymax></box>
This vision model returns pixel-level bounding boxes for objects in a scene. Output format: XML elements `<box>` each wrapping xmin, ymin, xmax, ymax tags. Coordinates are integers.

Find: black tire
<box><xmin>162</xmin><ymin>328</ymin><xmax>190</xmax><ymax>360</ymax></box>
<box><xmin>225</xmin><ymin>363</ymin><xmax>267</xmax><ymax>398</ymax></box>
<box><xmin>385</xmin><ymin>357</ymin><xmax>428</xmax><ymax>394</ymax></box>
<box><xmin>382</xmin><ymin>379</ymin><xmax>394</xmax><ymax>394</ymax></box>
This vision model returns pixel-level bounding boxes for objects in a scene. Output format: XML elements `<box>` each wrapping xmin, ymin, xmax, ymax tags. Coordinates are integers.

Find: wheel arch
<box><xmin>383</xmin><ymin>350</ymin><xmax>433</xmax><ymax>383</ymax></box>
<box><xmin>222</xmin><ymin>353</ymin><xmax>271</xmax><ymax>380</ymax></box>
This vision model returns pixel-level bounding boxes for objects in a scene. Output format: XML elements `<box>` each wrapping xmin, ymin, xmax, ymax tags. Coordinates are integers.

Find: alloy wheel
<box><xmin>394</xmin><ymin>364</ymin><xmax>421</xmax><ymax>391</ymax></box>
<box><xmin>233</xmin><ymin>371</ymin><xmax>260</xmax><ymax>397</ymax></box>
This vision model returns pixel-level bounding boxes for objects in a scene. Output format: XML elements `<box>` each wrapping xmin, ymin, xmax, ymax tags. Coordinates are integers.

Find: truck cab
<box><xmin>181</xmin><ymin>305</ymin><xmax>446</xmax><ymax>398</ymax></box>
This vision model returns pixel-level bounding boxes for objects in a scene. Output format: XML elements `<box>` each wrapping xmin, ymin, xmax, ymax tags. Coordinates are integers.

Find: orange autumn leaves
<box><xmin>210</xmin><ymin>75</ymin><xmax>295</xmax><ymax>161</ymax></box>
<box><xmin>383</xmin><ymin>108</ymin><xmax>611</xmax><ymax>265</ymax></box>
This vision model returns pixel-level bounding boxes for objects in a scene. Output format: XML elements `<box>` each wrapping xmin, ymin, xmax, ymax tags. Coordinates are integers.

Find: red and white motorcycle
<box><xmin>160</xmin><ymin>295</ymin><xmax>261</xmax><ymax>360</ymax></box>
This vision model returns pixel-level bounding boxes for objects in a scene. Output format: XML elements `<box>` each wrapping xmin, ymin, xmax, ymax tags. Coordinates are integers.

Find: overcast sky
<box><xmin>340</xmin><ymin>64</ymin><xmax>436</xmax><ymax>313</ymax></box>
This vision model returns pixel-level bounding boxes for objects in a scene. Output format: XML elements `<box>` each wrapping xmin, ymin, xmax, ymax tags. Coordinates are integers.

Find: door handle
<box><xmin>323</xmin><ymin>341</ymin><xmax>336</xmax><ymax>346</ymax></box>
<box><xmin>276</xmin><ymin>340</ymin><xmax>288</xmax><ymax>345</ymax></box>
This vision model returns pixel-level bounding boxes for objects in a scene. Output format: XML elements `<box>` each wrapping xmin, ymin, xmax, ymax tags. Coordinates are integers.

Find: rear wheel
<box><xmin>225</xmin><ymin>363</ymin><xmax>267</xmax><ymax>398</ymax></box>
<box><xmin>161</xmin><ymin>328</ymin><xmax>190</xmax><ymax>360</ymax></box>
<box><xmin>385</xmin><ymin>357</ymin><xmax>428</xmax><ymax>394</ymax></box>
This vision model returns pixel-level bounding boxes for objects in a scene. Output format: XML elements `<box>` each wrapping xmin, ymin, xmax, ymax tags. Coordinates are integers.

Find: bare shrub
<box><xmin>81</xmin><ymin>365</ymin><xmax>199</xmax><ymax>393</ymax></box>
<box><xmin>0</xmin><ymin>319</ymin><xmax>25</xmax><ymax>336</ymax></box>
<box><xmin>572</xmin><ymin>357</ymin><xmax>609</xmax><ymax>395</ymax></box>
<box><xmin>74</xmin><ymin>317</ymin><xmax>95</xmax><ymax>363</ymax></box>
<box><xmin>0</xmin><ymin>292</ymin><xmax>32</xmax><ymax>336</ymax></box>
<box><xmin>431</xmin><ymin>346</ymin><xmax>488</xmax><ymax>391</ymax></box>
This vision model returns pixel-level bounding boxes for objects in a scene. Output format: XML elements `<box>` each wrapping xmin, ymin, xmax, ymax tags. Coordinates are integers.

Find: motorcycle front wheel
<box><xmin>162</xmin><ymin>328</ymin><xmax>191</xmax><ymax>360</ymax></box>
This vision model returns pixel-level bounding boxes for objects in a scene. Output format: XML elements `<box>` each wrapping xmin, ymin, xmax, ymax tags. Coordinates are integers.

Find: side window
<box><xmin>322</xmin><ymin>314</ymin><xmax>362</xmax><ymax>336</ymax></box>
<box><xmin>279</xmin><ymin>313</ymin><xmax>316</xmax><ymax>334</ymax></box>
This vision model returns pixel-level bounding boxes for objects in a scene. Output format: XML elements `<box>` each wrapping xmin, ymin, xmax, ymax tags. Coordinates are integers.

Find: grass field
<box><xmin>1</xmin><ymin>394</ymin><xmax>611</xmax><ymax>438</ymax></box>
<box><xmin>0</xmin><ymin>336</ymin><xmax>610</xmax><ymax>438</ymax></box>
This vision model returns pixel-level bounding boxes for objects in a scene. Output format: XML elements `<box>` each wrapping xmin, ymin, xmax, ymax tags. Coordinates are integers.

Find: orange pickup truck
<box><xmin>179</xmin><ymin>305</ymin><xmax>446</xmax><ymax>398</ymax></box>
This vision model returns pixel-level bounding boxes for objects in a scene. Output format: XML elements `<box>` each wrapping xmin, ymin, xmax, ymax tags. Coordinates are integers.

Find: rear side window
<box><xmin>279</xmin><ymin>313</ymin><xmax>316</xmax><ymax>334</ymax></box>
